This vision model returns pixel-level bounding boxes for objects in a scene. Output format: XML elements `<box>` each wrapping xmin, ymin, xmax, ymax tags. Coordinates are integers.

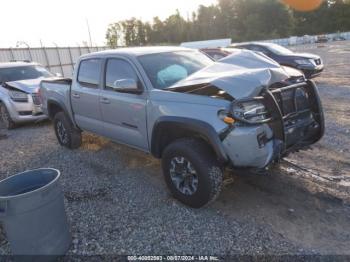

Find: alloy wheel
<box><xmin>56</xmin><ymin>120</ymin><xmax>68</xmax><ymax>144</ymax></box>
<box><xmin>169</xmin><ymin>156</ymin><xmax>199</xmax><ymax>196</ymax></box>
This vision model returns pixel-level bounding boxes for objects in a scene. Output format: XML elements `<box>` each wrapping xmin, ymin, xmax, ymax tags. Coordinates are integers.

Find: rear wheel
<box><xmin>162</xmin><ymin>138</ymin><xmax>223</xmax><ymax>208</ymax></box>
<box><xmin>53</xmin><ymin>112</ymin><xmax>82</xmax><ymax>149</ymax></box>
<box><xmin>0</xmin><ymin>103</ymin><xmax>15</xmax><ymax>129</ymax></box>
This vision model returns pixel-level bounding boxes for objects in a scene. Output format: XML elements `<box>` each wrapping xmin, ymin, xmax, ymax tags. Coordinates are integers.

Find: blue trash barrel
<box><xmin>0</xmin><ymin>168</ymin><xmax>71</xmax><ymax>257</ymax></box>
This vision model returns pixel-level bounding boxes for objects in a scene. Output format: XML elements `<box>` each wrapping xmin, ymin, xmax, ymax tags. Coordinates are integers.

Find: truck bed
<box><xmin>40</xmin><ymin>78</ymin><xmax>73</xmax><ymax>119</ymax></box>
<box><xmin>41</xmin><ymin>78</ymin><xmax>72</xmax><ymax>86</ymax></box>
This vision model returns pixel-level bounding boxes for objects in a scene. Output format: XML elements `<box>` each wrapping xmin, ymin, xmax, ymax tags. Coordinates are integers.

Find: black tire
<box><xmin>162</xmin><ymin>138</ymin><xmax>223</xmax><ymax>208</ymax></box>
<box><xmin>53</xmin><ymin>112</ymin><xmax>82</xmax><ymax>149</ymax></box>
<box><xmin>0</xmin><ymin>103</ymin><xmax>16</xmax><ymax>129</ymax></box>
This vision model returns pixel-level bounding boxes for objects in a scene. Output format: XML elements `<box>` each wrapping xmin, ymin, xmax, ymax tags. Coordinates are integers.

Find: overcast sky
<box><xmin>0</xmin><ymin>0</ymin><xmax>217</xmax><ymax>48</ymax></box>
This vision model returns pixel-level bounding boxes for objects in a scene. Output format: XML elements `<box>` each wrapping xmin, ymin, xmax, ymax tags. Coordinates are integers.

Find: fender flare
<box><xmin>151</xmin><ymin>116</ymin><xmax>228</xmax><ymax>163</ymax></box>
<box><xmin>47</xmin><ymin>99</ymin><xmax>70</xmax><ymax>119</ymax></box>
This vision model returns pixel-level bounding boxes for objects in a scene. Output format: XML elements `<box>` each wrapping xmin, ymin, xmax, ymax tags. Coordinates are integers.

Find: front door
<box><xmin>99</xmin><ymin>58</ymin><xmax>148</xmax><ymax>150</ymax></box>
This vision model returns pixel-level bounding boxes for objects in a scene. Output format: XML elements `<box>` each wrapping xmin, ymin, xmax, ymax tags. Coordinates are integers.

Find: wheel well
<box><xmin>152</xmin><ymin>125</ymin><xmax>218</xmax><ymax>161</ymax></box>
<box><xmin>48</xmin><ymin>102</ymin><xmax>63</xmax><ymax>119</ymax></box>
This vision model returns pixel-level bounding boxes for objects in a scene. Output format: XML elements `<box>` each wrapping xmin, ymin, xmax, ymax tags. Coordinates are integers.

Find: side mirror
<box><xmin>112</xmin><ymin>79</ymin><xmax>142</xmax><ymax>94</ymax></box>
<box><xmin>55</xmin><ymin>72</ymin><xmax>62</xmax><ymax>77</ymax></box>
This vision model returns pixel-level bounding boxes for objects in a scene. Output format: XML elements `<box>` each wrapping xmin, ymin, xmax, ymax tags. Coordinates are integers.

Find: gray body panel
<box><xmin>71</xmin><ymin>83</ymin><xmax>103</xmax><ymax>134</ymax></box>
<box><xmin>100</xmin><ymin>89</ymin><xmax>149</xmax><ymax>150</ymax></box>
<box><xmin>40</xmin><ymin>47</ymin><xmax>321</xmax><ymax>169</ymax></box>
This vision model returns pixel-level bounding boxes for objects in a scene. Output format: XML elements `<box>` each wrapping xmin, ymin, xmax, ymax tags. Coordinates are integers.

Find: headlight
<box><xmin>9</xmin><ymin>90</ymin><xmax>28</xmax><ymax>102</ymax></box>
<box><xmin>232</xmin><ymin>101</ymin><xmax>270</xmax><ymax>123</ymax></box>
<box><xmin>295</xmin><ymin>59</ymin><xmax>313</xmax><ymax>65</ymax></box>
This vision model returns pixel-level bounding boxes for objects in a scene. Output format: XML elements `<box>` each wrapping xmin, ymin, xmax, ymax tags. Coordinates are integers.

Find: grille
<box><xmin>18</xmin><ymin>111</ymin><xmax>32</xmax><ymax>116</ymax></box>
<box><xmin>32</xmin><ymin>94</ymin><xmax>42</xmax><ymax>105</ymax></box>
<box><xmin>271</xmin><ymin>84</ymin><xmax>310</xmax><ymax>118</ymax></box>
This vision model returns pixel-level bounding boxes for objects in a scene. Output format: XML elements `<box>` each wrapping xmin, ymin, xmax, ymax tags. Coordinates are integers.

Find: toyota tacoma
<box><xmin>40</xmin><ymin>47</ymin><xmax>324</xmax><ymax>208</ymax></box>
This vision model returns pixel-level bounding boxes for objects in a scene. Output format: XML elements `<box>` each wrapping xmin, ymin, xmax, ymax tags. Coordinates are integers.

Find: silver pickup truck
<box><xmin>40</xmin><ymin>47</ymin><xmax>324</xmax><ymax>208</ymax></box>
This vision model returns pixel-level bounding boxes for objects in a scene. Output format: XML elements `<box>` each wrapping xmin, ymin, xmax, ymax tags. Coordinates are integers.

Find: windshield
<box><xmin>0</xmin><ymin>65</ymin><xmax>53</xmax><ymax>84</ymax></box>
<box><xmin>266</xmin><ymin>44</ymin><xmax>294</xmax><ymax>55</ymax></box>
<box><xmin>138</xmin><ymin>51</ymin><xmax>213</xmax><ymax>89</ymax></box>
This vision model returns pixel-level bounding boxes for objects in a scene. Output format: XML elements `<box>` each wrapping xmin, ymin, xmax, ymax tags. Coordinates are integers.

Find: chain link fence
<box><xmin>264</xmin><ymin>31</ymin><xmax>350</xmax><ymax>46</ymax></box>
<box><xmin>0</xmin><ymin>46</ymin><xmax>108</xmax><ymax>77</ymax></box>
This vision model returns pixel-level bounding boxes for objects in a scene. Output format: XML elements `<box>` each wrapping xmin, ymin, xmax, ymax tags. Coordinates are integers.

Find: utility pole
<box><xmin>86</xmin><ymin>19</ymin><xmax>93</xmax><ymax>48</ymax></box>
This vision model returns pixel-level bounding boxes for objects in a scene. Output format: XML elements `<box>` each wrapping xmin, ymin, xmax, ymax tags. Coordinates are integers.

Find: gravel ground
<box><xmin>290</xmin><ymin>41</ymin><xmax>350</xmax><ymax>179</ymax></box>
<box><xmin>0</xmin><ymin>41</ymin><xmax>350</xmax><ymax>258</ymax></box>
<box><xmin>0</xmin><ymin>124</ymin><xmax>305</xmax><ymax>256</ymax></box>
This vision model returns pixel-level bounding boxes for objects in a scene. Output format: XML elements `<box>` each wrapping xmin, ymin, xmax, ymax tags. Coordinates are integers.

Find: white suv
<box><xmin>0</xmin><ymin>62</ymin><xmax>54</xmax><ymax>128</ymax></box>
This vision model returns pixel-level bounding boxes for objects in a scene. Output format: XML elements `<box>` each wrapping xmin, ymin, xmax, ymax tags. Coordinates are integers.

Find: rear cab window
<box><xmin>77</xmin><ymin>59</ymin><xmax>102</xmax><ymax>88</ymax></box>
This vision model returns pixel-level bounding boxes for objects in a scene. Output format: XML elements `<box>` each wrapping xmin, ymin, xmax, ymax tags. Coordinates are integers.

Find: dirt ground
<box><xmin>287</xmin><ymin>41</ymin><xmax>350</xmax><ymax>200</ymax></box>
<box><xmin>0</xmin><ymin>40</ymin><xmax>350</xmax><ymax>258</ymax></box>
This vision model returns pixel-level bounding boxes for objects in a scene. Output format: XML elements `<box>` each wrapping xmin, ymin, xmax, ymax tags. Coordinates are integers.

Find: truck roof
<box><xmin>81</xmin><ymin>46</ymin><xmax>192</xmax><ymax>59</ymax></box>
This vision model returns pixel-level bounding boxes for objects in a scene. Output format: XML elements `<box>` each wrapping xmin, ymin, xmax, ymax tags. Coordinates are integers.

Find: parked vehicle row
<box><xmin>201</xmin><ymin>42</ymin><xmax>324</xmax><ymax>79</ymax></box>
<box><xmin>231</xmin><ymin>42</ymin><xmax>324</xmax><ymax>79</ymax></box>
<box><xmin>39</xmin><ymin>46</ymin><xmax>325</xmax><ymax>208</ymax></box>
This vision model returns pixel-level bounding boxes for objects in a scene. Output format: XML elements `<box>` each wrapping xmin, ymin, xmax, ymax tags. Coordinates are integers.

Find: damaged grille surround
<box><xmin>228</xmin><ymin>80</ymin><xmax>324</xmax><ymax>156</ymax></box>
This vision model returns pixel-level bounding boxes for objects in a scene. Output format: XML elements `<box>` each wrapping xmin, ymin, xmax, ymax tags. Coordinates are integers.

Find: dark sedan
<box><xmin>230</xmin><ymin>42</ymin><xmax>324</xmax><ymax>79</ymax></box>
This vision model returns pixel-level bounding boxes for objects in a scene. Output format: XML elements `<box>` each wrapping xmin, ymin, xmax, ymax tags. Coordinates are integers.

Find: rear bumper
<box><xmin>222</xmin><ymin>80</ymin><xmax>324</xmax><ymax>170</ymax></box>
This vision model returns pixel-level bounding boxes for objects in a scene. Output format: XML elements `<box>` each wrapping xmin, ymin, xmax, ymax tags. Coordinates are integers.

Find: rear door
<box><xmin>71</xmin><ymin>58</ymin><xmax>104</xmax><ymax>134</ymax></box>
<box><xmin>99</xmin><ymin>57</ymin><xmax>148</xmax><ymax>150</ymax></box>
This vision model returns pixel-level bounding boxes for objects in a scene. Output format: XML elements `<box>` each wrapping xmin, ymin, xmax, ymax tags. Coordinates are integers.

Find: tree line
<box><xmin>105</xmin><ymin>0</ymin><xmax>350</xmax><ymax>47</ymax></box>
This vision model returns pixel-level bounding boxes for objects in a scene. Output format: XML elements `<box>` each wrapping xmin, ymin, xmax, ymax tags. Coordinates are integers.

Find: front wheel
<box><xmin>162</xmin><ymin>138</ymin><xmax>223</xmax><ymax>208</ymax></box>
<box><xmin>53</xmin><ymin>112</ymin><xmax>82</xmax><ymax>149</ymax></box>
<box><xmin>0</xmin><ymin>103</ymin><xmax>16</xmax><ymax>129</ymax></box>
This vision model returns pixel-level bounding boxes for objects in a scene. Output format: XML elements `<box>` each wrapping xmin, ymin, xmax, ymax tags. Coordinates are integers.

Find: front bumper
<box><xmin>222</xmin><ymin>124</ymin><xmax>277</xmax><ymax>168</ymax></box>
<box><xmin>221</xmin><ymin>80</ymin><xmax>324</xmax><ymax>170</ymax></box>
<box><xmin>6</xmin><ymin>96</ymin><xmax>47</xmax><ymax>123</ymax></box>
<box><xmin>298</xmin><ymin>65</ymin><xmax>324</xmax><ymax>79</ymax></box>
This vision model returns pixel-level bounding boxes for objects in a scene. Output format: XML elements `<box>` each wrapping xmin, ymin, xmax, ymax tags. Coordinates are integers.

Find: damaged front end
<box><xmin>222</xmin><ymin>80</ymin><xmax>324</xmax><ymax>171</ymax></box>
<box><xmin>0</xmin><ymin>81</ymin><xmax>45</xmax><ymax>122</ymax></box>
<box><xmin>165</xmin><ymin>51</ymin><xmax>324</xmax><ymax>171</ymax></box>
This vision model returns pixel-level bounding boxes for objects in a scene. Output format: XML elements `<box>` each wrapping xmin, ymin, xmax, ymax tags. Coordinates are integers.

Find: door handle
<box><xmin>100</xmin><ymin>97</ymin><xmax>110</xmax><ymax>104</ymax></box>
<box><xmin>72</xmin><ymin>93</ymin><xmax>80</xmax><ymax>99</ymax></box>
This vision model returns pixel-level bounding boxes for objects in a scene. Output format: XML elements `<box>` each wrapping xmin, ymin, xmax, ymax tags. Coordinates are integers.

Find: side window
<box><xmin>240</xmin><ymin>45</ymin><xmax>251</xmax><ymax>50</ymax></box>
<box><xmin>77</xmin><ymin>59</ymin><xmax>101</xmax><ymax>87</ymax></box>
<box><xmin>207</xmin><ymin>52</ymin><xmax>227</xmax><ymax>61</ymax></box>
<box><xmin>105</xmin><ymin>59</ymin><xmax>139</xmax><ymax>90</ymax></box>
<box><xmin>250</xmin><ymin>45</ymin><xmax>269</xmax><ymax>55</ymax></box>
<box><xmin>248</xmin><ymin>45</ymin><xmax>260</xmax><ymax>52</ymax></box>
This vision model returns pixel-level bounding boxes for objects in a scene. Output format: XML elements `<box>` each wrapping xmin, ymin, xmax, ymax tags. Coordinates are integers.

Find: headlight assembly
<box><xmin>295</xmin><ymin>59</ymin><xmax>313</xmax><ymax>66</ymax></box>
<box><xmin>231</xmin><ymin>100</ymin><xmax>271</xmax><ymax>124</ymax></box>
<box><xmin>9</xmin><ymin>90</ymin><xmax>28</xmax><ymax>102</ymax></box>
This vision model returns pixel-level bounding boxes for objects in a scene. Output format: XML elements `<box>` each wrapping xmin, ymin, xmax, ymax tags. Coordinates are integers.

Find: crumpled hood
<box><xmin>5</xmin><ymin>78</ymin><xmax>46</xmax><ymax>93</ymax></box>
<box><xmin>168</xmin><ymin>49</ymin><xmax>297</xmax><ymax>99</ymax></box>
